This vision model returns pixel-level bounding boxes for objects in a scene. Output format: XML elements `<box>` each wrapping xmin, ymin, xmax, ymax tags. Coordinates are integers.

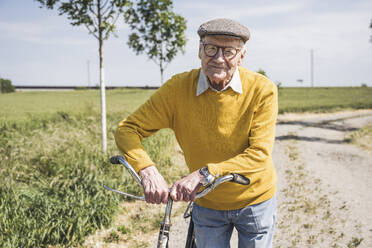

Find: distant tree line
<box><xmin>0</xmin><ymin>78</ymin><xmax>15</xmax><ymax>93</ymax></box>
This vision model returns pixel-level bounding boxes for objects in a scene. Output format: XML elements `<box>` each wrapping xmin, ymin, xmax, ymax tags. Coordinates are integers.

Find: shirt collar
<box><xmin>196</xmin><ymin>67</ymin><xmax>243</xmax><ymax>96</ymax></box>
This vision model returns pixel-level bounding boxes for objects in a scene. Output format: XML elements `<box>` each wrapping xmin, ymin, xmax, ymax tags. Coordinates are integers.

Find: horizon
<box><xmin>12</xmin><ymin>84</ymin><xmax>371</xmax><ymax>89</ymax></box>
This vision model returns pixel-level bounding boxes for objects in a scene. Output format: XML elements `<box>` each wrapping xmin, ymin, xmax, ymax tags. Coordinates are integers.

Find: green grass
<box><xmin>0</xmin><ymin>89</ymin><xmax>180</xmax><ymax>247</ymax></box>
<box><xmin>0</xmin><ymin>87</ymin><xmax>371</xmax><ymax>247</ymax></box>
<box><xmin>1</xmin><ymin>87</ymin><xmax>371</xmax><ymax>122</ymax></box>
<box><xmin>344</xmin><ymin>123</ymin><xmax>372</xmax><ymax>151</ymax></box>
<box><xmin>278</xmin><ymin>87</ymin><xmax>372</xmax><ymax>113</ymax></box>
<box><xmin>0</xmin><ymin>89</ymin><xmax>155</xmax><ymax>122</ymax></box>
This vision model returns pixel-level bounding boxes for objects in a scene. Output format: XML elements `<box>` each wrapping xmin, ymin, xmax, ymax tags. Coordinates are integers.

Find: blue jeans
<box><xmin>192</xmin><ymin>196</ymin><xmax>276</xmax><ymax>248</ymax></box>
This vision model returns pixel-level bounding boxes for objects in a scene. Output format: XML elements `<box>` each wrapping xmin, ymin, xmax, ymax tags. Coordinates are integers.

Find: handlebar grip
<box><xmin>110</xmin><ymin>156</ymin><xmax>122</xmax><ymax>164</ymax></box>
<box><xmin>231</xmin><ymin>173</ymin><xmax>250</xmax><ymax>185</ymax></box>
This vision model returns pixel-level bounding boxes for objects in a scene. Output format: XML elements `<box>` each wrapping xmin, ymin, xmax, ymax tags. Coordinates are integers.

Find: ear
<box><xmin>198</xmin><ymin>43</ymin><xmax>203</xmax><ymax>59</ymax></box>
<box><xmin>237</xmin><ymin>49</ymin><xmax>246</xmax><ymax>66</ymax></box>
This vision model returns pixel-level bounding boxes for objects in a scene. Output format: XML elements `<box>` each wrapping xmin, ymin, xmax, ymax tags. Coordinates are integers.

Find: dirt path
<box><xmin>274</xmin><ymin>110</ymin><xmax>372</xmax><ymax>248</ymax></box>
<box><xmin>85</xmin><ymin>110</ymin><xmax>372</xmax><ymax>247</ymax></box>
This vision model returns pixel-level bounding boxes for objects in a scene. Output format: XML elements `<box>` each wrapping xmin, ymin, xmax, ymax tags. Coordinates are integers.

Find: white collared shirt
<box><xmin>196</xmin><ymin>67</ymin><xmax>243</xmax><ymax>96</ymax></box>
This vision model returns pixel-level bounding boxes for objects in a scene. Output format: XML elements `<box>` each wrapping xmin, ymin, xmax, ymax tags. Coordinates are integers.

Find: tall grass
<box><xmin>344</xmin><ymin>123</ymin><xmax>372</xmax><ymax>151</ymax></box>
<box><xmin>0</xmin><ymin>89</ymin><xmax>181</xmax><ymax>247</ymax></box>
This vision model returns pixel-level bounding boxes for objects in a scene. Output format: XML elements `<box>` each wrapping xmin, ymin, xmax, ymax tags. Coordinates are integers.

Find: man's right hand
<box><xmin>138</xmin><ymin>165</ymin><xmax>169</xmax><ymax>204</ymax></box>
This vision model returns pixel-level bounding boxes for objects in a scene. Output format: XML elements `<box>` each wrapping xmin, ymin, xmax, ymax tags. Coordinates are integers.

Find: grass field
<box><xmin>1</xmin><ymin>87</ymin><xmax>371</xmax><ymax>122</ymax></box>
<box><xmin>0</xmin><ymin>87</ymin><xmax>371</xmax><ymax>247</ymax></box>
<box><xmin>277</xmin><ymin>87</ymin><xmax>372</xmax><ymax>113</ymax></box>
<box><xmin>0</xmin><ymin>89</ymin><xmax>155</xmax><ymax>122</ymax></box>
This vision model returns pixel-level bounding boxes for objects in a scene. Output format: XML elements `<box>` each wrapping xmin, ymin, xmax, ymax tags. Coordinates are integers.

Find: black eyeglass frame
<box><xmin>201</xmin><ymin>42</ymin><xmax>242</xmax><ymax>60</ymax></box>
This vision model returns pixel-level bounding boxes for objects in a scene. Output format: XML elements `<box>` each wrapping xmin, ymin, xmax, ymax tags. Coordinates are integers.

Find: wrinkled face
<box><xmin>199</xmin><ymin>35</ymin><xmax>246</xmax><ymax>84</ymax></box>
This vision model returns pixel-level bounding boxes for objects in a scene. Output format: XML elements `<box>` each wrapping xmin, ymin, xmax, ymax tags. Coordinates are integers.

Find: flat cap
<box><xmin>198</xmin><ymin>18</ymin><xmax>250</xmax><ymax>43</ymax></box>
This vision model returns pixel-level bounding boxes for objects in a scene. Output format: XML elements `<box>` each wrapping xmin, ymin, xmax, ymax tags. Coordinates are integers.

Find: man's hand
<box><xmin>170</xmin><ymin>170</ymin><xmax>203</xmax><ymax>202</ymax></box>
<box><xmin>139</xmin><ymin>165</ymin><xmax>169</xmax><ymax>204</ymax></box>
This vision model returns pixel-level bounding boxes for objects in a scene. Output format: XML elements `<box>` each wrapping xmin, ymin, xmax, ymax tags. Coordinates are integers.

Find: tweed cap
<box><xmin>198</xmin><ymin>18</ymin><xmax>250</xmax><ymax>42</ymax></box>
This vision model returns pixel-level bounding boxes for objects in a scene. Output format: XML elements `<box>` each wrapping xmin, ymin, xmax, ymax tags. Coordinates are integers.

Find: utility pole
<box><xmin>87</xmin><ymin>60</ymin><xmax>91</xmax><ymax>88</ymax></box>
<box><xmin>310</xmin><ymin>49</ymin><xmax>314</xmax><ymax>87</ymax></box>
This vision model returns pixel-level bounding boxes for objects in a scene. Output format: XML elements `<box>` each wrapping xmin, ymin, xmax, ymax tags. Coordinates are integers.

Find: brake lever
<box><xmin>103</xmin><ymin>184</ymin><xmax>145</xmax><ymax>201</ymax></box>
<box><xmin>104</xmin><ymin>155</ymin><xmax>145</xmax><ymax>200</ymax></box>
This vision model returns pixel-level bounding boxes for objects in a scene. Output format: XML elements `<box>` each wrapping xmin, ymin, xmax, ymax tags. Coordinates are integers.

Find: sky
<box><xmin>0</xmin><ymin>0</ymin><xmax>371</xmax><ymax>87</ymax></box>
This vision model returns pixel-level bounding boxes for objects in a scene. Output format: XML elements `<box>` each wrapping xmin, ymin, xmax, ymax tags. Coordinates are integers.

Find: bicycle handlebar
<box><xmin>194</xmin><ymin>173</ymin><xmax>250</xmax><ymax>199</ymax></box>
<box><xmin>104</xmin><ymin>155</ymin><xmax>250</xmax><ymax>201</ymax></box>
<box><xmin>104</xmin><ymin>155</ymin><xmax>250</xmax><ymax>248</ymax></box>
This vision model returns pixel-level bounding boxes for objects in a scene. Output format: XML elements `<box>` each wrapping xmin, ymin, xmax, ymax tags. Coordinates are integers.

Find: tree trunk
<box><xmin>98</xmin><ymin>0</ymin><xmax>107</xmax><ymax>152</ymax></box>
<box><xmin>160</xmin><ymin>44</ymin><xmax>164</xmax><ymax>84</ymax></box>
<box><xmin>160</xmin><ymin>61</ymin><xmax>164</xmax><ymax>85</ymax></box>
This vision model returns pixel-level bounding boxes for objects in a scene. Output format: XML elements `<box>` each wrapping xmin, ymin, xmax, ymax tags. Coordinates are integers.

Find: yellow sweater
<box><xmin>115</xmin><ymin>66</ymin><xmax>278</xmax><ymax>210</ymax></box>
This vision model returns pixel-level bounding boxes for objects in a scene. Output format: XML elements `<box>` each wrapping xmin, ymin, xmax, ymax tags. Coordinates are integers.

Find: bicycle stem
<box><xmin>157</xmin><ymin>197</ymin><xmax>173</xmax><ymax>248</ymax></box>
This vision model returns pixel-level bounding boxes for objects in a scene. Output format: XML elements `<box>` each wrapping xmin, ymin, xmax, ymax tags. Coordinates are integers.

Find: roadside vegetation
<box><xmin>0</xmin><ymin>89</ymin><xmax>182</xmax><ymax>247</ymax></box>
<box><xmin>0</xmin><ymin>87</ymin><xmax>371</xmax><ymax>247</ymax></box>
<box><xmin>345</xmin><ymin>123</ymin><xmax>372</xmax><ymax>152</ymax></box>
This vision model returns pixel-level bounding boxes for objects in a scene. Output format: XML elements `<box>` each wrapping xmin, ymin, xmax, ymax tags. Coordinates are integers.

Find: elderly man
<box><xmin>115</xmin><ymin>18</ymin><xmax>278</xmax><ymax>248</ymax></box>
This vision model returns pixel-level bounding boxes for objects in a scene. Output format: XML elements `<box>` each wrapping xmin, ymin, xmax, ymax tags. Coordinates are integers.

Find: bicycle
<box><xmin>104</xmin><ymin>155</ymin><xmax>250</xmax><ymax>248</ymax></box>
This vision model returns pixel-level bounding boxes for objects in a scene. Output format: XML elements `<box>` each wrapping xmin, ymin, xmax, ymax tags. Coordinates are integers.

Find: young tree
<box><xmin>36</xmin><ymin>0</ymin><xmax>132</xmax><ymax>152</ymax></box>
<box><xmin>125</xmin><ymin>0</ymin><xmax>187</xmax><ymax>84</ymax></box>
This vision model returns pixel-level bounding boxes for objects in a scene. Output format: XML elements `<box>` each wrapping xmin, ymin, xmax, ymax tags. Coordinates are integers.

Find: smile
<box><xmin>209</xmin><ymin>65</ymin><xmax>226</xmax><ymax>69</ymax></box>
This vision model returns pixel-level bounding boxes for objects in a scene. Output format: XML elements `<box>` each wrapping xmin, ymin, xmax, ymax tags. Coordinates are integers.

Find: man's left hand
<box><xmin>170</xmin><ymin>170</ymin><xmax>203</xmax><ymax>202</ymax></box>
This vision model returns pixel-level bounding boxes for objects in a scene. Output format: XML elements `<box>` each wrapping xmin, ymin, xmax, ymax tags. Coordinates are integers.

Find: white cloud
<box><xmin>0</xmin><ymin>21</ymin><xmax>92</xmax><ymax>45</ymax></box>
<box><xmin>0</xmin><ymin>21</ymin><xmax>53</xmax><ymax>37</ymax></box>
<box><xmin>177</xmin><ymin>1</ymin><xmax>302</xmax><ymax>18</ymax></box>
<box><xmin>175</xmin><ymin>1</ymin><xmax>304</xmax><ymax>30</ymax></box>
<box><xmin>0</xmin><ymin>18</ymin><xmax>128</xmax><ymax>46</ymax></box>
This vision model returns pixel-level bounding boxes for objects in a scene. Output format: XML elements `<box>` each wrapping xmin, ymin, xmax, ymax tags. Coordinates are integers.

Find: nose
<box><xmin>213</xmin><ymin>48</ymin><xmax>225</xmax><ymax>62</ymax></box>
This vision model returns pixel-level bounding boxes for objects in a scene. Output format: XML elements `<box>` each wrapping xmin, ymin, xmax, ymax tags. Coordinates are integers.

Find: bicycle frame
<box><xmin>104</xmin><ymin>155</ymin><xmax>250</xmax><ymax>248</ymax></box>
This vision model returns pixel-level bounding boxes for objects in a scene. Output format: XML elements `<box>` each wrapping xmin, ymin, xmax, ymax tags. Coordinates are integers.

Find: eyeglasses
<box><xmin>201</xmin><ymin>43</ymin><xmax>241</xmax><ymax>60</ymax></box>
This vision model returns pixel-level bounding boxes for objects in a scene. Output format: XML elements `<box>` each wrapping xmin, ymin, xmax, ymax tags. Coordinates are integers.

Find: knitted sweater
<box><xmin>115</xmin><ymin>66</ymin><xmax>278</xmax><ymax>210</ymax></box>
